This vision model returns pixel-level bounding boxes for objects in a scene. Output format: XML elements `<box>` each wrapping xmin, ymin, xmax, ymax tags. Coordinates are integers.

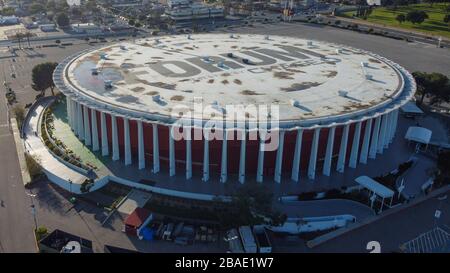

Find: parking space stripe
<box><xmin>403</xmin><ymin>227</ymin><xmax>450</xmax><ymax>253</ymax></box>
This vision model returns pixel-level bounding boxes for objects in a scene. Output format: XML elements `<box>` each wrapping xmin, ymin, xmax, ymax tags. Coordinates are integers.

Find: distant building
<box><xmin>166</xmin><ymin>0</ymin><xmax>224</xmax><ymax>21</ymax></box>
<box><xmin>0</xmin><ymin>16</ymin><xmax>20</xmax><ymax>25</ymax></box>
<box><xmin>40</xmin><ymin>24</ymin><xmax>57</xmax><ymax>32</ymax></box>
<box><xmin>71</xmin><ymin>23</ymin><xmax>103</xmax><ymax>35</ymax></box>
<box><xmin>366</xmin><ymin>0</ymin><xmax>381</xmax><ymax>6</ymax></box>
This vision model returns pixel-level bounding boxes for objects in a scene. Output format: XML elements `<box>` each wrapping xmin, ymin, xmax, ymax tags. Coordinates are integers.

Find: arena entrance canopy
<box><xmin>401</xmin><ymin>101</ymin><xmax>424</xmax><ymax>117</ymax></box>
<box><xmin>405</xmin><ymin>126</ymin><xmax>432</xmax><ymax>152</ymax></box>
<box><xmin>355</xmin><ymin>175</ymin><xmax>394</xmax><ymax>213</ymax></box>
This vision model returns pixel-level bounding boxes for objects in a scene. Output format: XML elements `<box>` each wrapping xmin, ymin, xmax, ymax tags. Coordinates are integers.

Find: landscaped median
<box><xmin>338</xmin><ymin>3</ymin><xmax>450</xmax><ymax>39</ymax></box>
<box><xmin>40</xmin><ymin>95</ymin><xmax>96</xmax><ymax>174</ymax></box>
<box><xmin>22</xmin><ymin>96</ymin><xmax>102</xmax><ymax>194</ymax></box>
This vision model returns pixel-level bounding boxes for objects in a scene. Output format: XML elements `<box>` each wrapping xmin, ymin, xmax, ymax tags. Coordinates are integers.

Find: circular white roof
<box><xmin>63</xmin><ymin>34</ymin><xmax>406</xmax><ymax>125</ymax></box>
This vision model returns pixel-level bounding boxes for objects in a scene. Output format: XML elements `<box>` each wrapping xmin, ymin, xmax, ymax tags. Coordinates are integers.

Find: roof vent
<box><xmin>119</xmin><ymin>45</ymin><xmax>127</xmax><ymax>50</ymax></box>
<box><xmin>229</xmin><ymin>34</ymin><xmax>234</xmax><ymax>38</ymax></box>
<box><xmin>227</xmin><ymin>53</ymin><xmax>234</xmax><ymax>58</ymax></box>
<box><xmin>187</xmin><ymin>34</ymin><xmax>192</xmax><ymax>40</ymax></box>
<box><xmin>290</xmin><ymin>99</ymin><xmax>301</xmax><ymax>108</ymax></box>
<box><xmin>211</xmin><ymin>101</ymin><xmax>225</xmax><ymax>114</ymax></box>
<box><xmin>217</xmin><ymin>61</ymin><xmax>227</xmax><ymax>69</ymax></box>
<box><xmin>338</xmin><ymin>90</ymin><xmax>348</xmax><ymax>97</ymax></box>
<box><xmin>365</xmin><ymin>74</ymin><xmax>373</xmax><ymax>80</ymax></box>
<box><xmin>307</xmin><ymin>41</ymin><xmax>313</xmax><ymax>47</ymax></box>
<box><xmin>242</xmin><ymin>58</ymin><xmax>251</xmax><ymax>65</ymax></box>
<box><xmin>361</xmin><ymin>62</ymin><xmax>369</xmax><ymax>67</ymax></box>
<box><xmin>152</xmin><ymin>95</ymin><xmax>162</xmax><ymax>103</ymax></box>
<box><xmin>265</xmin><ymin>35</ymin><xmax>270</xmax><ymax>40</ymax></box>
<box><xmin>104</xmin><ymin>80</ymin><xmax>112</xmax><ymax>89</ymax></box>
<box><xmin>336</xmin><ymin>48</ymin><xmax>343</xmax><ymax>54</ymax></box>
<box><xmin>91</xmin><ymin>68</ymin><xmax>98</xmax><ymax>75</ymax></box>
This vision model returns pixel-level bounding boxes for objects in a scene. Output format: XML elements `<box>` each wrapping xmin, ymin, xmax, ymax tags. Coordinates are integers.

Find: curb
<box><xmin>11</xmin><ymin>118</ymin><xmax>32</xmax><ymax>187</ymax></box>
<box><xmin>32</xmin><ymin>228</ymin><xmax>40</xmax><ymax>253</ymax></box>
<box><xmin>307</xmin><ymin>184</ymin><xmax>450</xmax><ymax>248</ymax></box>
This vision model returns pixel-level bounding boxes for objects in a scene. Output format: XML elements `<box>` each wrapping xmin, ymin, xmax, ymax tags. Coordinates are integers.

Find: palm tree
<box><xmin>24</xmin><ymin>31</ymin><xmax>32</xmax><ymax>48</ymax></box>
<box><xmin>15</xmin><ymin>32</ymin><xmax>25</xmax><ymax>49</ymax></box>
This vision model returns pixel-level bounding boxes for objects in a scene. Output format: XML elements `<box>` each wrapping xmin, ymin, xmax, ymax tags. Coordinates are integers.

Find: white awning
<box><xmin>405</xmin><ymin>126</ymin><xmax>432</xmax><ymax>145</ymax></box>
<box><xmin>401</xmin><ymin>101</ymin><xmax>424</xmax><ymax>115</ymax></box>
<box><xmin>355</xmin><ymin>176</ymin><xmax>394</xmax><ymax>199</ymax></box>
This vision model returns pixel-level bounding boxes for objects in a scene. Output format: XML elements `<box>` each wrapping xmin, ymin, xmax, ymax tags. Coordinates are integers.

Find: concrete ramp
<box><xmin>117</xmin><ymin>189</ymin><xmax>152</xmax><ymax>215</ymax></box>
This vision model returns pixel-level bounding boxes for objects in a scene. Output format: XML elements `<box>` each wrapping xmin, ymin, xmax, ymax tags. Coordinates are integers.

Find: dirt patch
<box><xmin>170</xmin><ymin>95</ymin><xmax>185</xmax><ymax>101</ymax></box>
<box><xmin>233</xmin><ymin>79</ymin><xmax>242</xmax><ymax>85</ymax></box>
<box><xmin>281</xmin><ymin>82</ymin><xmax>321</xmax><ymax>92</ymax></box>
<box><xmin>241</xmin><ymin>90</ymin><xmax>262</xmax><ymax>95</ymax></box>
<box><xmin>324</xmin><ymin>71</ymin><xmax>337</xmax><ymax>78</ymax></box>
<box><xmin>208</xmin><ymin>79</ymin><xmax>215</xmax><ymax>84</ymax></box>
<box><xmin>120</xmin><ymin>63</ymin><xmax>135</xmax><ymax>69</ymax></box>
<box><xmin>131</xmin><ymin>86</ymin><xmax>145</xmax><ymax>92</ymax></box>
<box><xmin>368</xmin><ymin>58</ymin><xmax>382</xmax><ymax>64</ymax></box>
<box><xmin>274</xmin><ymin>71</ymin><xmax>294</xmax><ymax>80</ymax></box>
<box><xmin>148</xmin><ymin>82</ymin><xmax>177</xmax><ymax>90</ymax></box>
<box><xmin>221</xmin><ymin>79</ymin><xmax>229</xmax><ymax>85</ymax></box>
<box><xmin>145</xmin><ymin>91</ymin><xmax>159</xmax><ymax>96</ymax></box>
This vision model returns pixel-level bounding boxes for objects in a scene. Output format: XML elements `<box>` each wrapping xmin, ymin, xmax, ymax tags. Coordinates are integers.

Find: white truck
<box><xmin>238</xmin><ymin>226</ymin><xmax>257</xmax><ymax>253</ymax></box>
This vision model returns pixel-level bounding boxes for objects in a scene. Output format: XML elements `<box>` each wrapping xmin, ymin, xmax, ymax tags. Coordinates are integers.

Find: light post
<box><xmin>370</xmin><ymin>192</ymin><xmax>376</xmax><ymax>209</ymax></box>
<box><xmin>27</xmin><ymin>192</ymin><xmax>37</xmax><ymax>231</ymax></box>
<box><xmin>397</xmin><ymin>178</ymin><xmax>405</xmax><ymax>200</ymax></box>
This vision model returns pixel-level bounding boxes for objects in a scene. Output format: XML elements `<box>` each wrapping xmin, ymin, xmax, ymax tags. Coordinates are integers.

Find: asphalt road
<box><xmin>310</xmin><ymin>190</ymin><xmax>450</xmax><ymax>253</ymax></box>
<box><xmin>0</xmin><ymin>43</ymin><xmax>93</xmax><ymax>253</ymax></box>
<box><xmin>0</xmin><ymin>89</ymin><xmax>36</xmax><ymax>252</ymax></box>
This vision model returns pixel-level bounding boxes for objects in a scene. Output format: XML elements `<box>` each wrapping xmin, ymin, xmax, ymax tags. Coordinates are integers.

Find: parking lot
<box><xmin>401</xmin><ymin>226</ymin><xmax>450</xmax><ymax>253</ymax></box>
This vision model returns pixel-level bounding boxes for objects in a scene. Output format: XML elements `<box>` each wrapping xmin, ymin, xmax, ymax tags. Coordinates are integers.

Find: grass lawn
<box><xmin>341</xmin><ymin>3</ymin><xmax>450</xmax><ymax>39</ymax></box>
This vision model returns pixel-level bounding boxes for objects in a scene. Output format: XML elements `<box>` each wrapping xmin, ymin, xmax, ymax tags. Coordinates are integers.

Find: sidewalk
<box><xmin>23</xmin><ymin>97</ymin><xmax>88</xmax><ymax>190</ymax></box>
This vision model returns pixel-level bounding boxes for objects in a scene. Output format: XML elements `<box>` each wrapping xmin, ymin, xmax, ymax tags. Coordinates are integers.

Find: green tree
<box><xmin>0</xmin><ymin>7</ymin><xmax>15</xmax><ymax>16</ymax></box>
<box><xmin>56</xmin><ymin>13</ymin><xmax>70</xmax><ymax>27</ymax></box>
<box><xmin>216</xmin><ymin>184</ymin><xmax>287</xmax><ymax>228</ymax></box>
<box><xmin>444</xmin><ymin>14</ymin><xmax>450</xmax><ymax>28</ymax></box>
<box><xmin>437</xmin><ymin>151</ymin><xmax>450</xmax><ymax>177</ymax></box>
<box><xmin>31</xmin><ymin>62</ymin><xmax>58</xmax><ymax>96</ymax></box>
<box><xmin>46</xmin><ymin>0</ymin><xmax>56</xmax><ymax>12</ymax></box>
<box><xmin>128</xmin><ymin>19</ymin><xmax>135</xmax><ymax>26</ymax></box>
<box><xmin>71</xmin><ymin>7</ymin><xmax>82</xmax><ymax>17</ymax></box>
<box><xmin>406</xmin><ymin>10</ymin><xmax>429</xmax><ymax>24</ymax></box>
<box><xmin>413</xmin><ymin>71</ymin><xmax>450</xmax><ymax>105</ymax></box>
<box><xmin>55</xmin><ymin>1</ymin><xmax>70</xmax><ymax>13</ymax></box>
<box><xmin>28</xmin><ymin>3</ymin><xmax>45</xmax><ymax>15</ymax></box>
<box><xmin>396</xmin><ymin>14</ymin><xmax>406</xmax><ymax>24</ymax></box>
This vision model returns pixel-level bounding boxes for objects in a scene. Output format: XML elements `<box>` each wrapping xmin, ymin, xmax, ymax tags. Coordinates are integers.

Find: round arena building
<box><xmin>53</xmin><ymin>33</ymin><xmax>416</xmax><ymax>189</ymax></box>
